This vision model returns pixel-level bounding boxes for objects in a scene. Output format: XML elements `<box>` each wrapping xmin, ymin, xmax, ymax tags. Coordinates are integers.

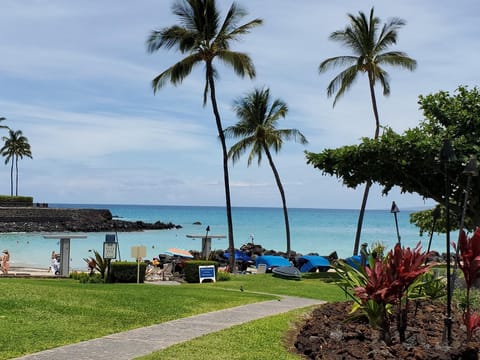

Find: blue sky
<box><xmin>0</xmin><ymin>0</ymin><xmax>478</xmax><ymax>209</ymax></box>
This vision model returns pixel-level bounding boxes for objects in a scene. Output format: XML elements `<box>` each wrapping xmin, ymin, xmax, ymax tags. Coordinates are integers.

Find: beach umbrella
<box><xmin>166</xmin><ymin>248</ymin><xmax>194</xmax><ymax>258</ymax></box>
<box><xmin>224</xmin><ymin>249</ymin><xmax>251</xmax><ymax>262</ymax></box>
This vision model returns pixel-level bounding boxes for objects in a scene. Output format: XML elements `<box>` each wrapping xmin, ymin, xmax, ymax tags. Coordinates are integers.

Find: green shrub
<box><xmin>110</xmin><ymin>261</ymin><xmax>146</xmax><ymax>283</ymax></box>
<box><xmin>216</xmin><ymin>270</ymin><xmax>231</xmax><ymax>281</ymax></box>
<box><xmin>69</xmin><ymin>271</ymin><xmax>105</xmax><ymax>283</ymax></box>
<box><xmin>184</xmin><ymin>260</ymin><xmax>218</xmax><ymax>283</ymax></box>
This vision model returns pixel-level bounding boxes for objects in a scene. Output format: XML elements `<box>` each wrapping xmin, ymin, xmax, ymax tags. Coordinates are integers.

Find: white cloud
<box><xmin>0</xmin><ymin>0</ymin><xmax>477</xmax><ymax>208</ymax></box>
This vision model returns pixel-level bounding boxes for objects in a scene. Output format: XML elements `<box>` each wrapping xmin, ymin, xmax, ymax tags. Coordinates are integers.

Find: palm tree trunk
<box><xmin>352</xmin><ymin>72</ymin><xmax>381</xmax><ymax>256</ymax></box>
<box><xmin>206</xmin><ymin>63</ymin><xmax>235</xmax><ymax>272</ymax></box>
<box><xmin>368</xmin><ymin>72</ymin><xmax>381</xmax><ymax>140</ymax></box>
<box><xmin>15</xmin><ymin>155</ymin><xmax>19</xmax><ymax>196</ymax></box>
<box><xmin>264</xmin><ymin>146</ymin><xmax>291</xmax><ymax>257</ymax></box>
<box><xmin>9</xmin><ymin>160</ymin><xmax>14</xmax><ymax>196</ymax></box>
<box><xmin>353</xmin><ymin>181</ymin><xmax>371</xmax><ymax>255</ymax></box>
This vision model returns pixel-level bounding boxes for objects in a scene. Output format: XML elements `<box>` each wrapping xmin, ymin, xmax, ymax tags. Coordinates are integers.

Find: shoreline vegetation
<box><xmin>0</xmin><ymin>206</ymin><xmax>181</xmax><ymax>233</ymax></box>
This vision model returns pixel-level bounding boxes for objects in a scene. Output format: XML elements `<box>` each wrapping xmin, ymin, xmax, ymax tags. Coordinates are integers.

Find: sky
<box><xmin>0</xmin><ymin>0</ymin><xmax>478</xmax><ymax>210</ymax></box>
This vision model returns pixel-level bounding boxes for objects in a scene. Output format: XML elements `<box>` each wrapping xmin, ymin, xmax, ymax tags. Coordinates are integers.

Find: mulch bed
<box><xmin>294</xmin><ymin>300</ymin><xmax>480</xmax><ymax>359</ymax></box>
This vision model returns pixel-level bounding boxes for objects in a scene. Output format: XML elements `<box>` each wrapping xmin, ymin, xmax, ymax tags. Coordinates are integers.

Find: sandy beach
<box><xmin>5</xmin><ymin>266</ymin><xmax>56</xmax><ymax>277</ymax></box>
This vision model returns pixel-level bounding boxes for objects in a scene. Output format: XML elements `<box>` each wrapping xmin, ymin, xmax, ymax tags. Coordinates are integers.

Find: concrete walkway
<box><xmin>13</xmin><ymin>294</ymin><xmax>324</xmax><ymax>360</ymax></box>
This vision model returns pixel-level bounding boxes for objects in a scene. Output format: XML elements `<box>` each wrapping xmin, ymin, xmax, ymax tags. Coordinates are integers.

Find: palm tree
<box><xmin>1</xmin><ymin>129</ymin><xmax>32</xmax><ymax>196</ymax></box>
<box><xmin>146</xmin><ymin>0</ymin><xmax>262</xmax><ymax>270</ymax></box>
<box><xmin>224</xmin><ymin>88</ymin><xmax>308</xmax><ymax>257</ymax></box>
<box><xmin>319</xmin><ymin>8</ymin><xmax>416</xmax><ymax>255</ymax></box>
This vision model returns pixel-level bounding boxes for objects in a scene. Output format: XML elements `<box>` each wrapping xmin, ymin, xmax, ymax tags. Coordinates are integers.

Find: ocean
<box><xmin>0</xmin><ymin>204</ymin><xmax>448</xmax><ymax>270</ymax></box>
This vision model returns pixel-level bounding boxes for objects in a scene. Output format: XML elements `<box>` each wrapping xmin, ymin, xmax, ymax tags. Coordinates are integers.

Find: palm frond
<box><xmin>217</xmin><ymin>50</ymin><xmax>255</xmax><ymax>78</ymax></box>
<box><xmin>325</xmin><ymin>65</ymin><xmax>360</xmax><ymax>105</ymax></box>
<box><xmin>319</xmin><ymin>56</ymin><xmax>357</xmax><ymax>73</ymax></box>
<box><xmin>151</xmin><ymin>54</ymin><xmax>201</xmax><ymax>93</ymax></box>
<box><xmin>376</xmin><ymin>51</ymin><xmax>417</xmax><ymax>71</ymax></box>
<box><xmin>146</xmin><ymin>26</ymin><xmax>196</xmax><ymax>53</ymax></box>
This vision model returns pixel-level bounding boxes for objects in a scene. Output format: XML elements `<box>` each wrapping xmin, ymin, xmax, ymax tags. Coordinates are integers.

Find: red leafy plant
<box><xmin>453</xmin><ymin>228</ymin><xmax>480</xmax><ymax>341</ymax></box>
<box><xmin>337</xmin><ymin>242</ymin><xmax>431</xmax><ymax>345</ymax></box>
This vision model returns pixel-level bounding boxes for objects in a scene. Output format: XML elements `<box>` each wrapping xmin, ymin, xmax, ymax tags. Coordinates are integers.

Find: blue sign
<box><xmin>199</xmin><ymin>265</ymin><xmax>216</xmax><ymax>283</ymax></box>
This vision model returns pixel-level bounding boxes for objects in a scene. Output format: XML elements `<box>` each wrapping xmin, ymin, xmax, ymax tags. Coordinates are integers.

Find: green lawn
<box><xmin>137</xmin><ymin>307</ymin><xmax>312</xmax><ymax>360</ymax></box>
<box><xmin>0</xmin><ymin>273</ymin><xmax>344</xmax><ymax>359</ymax></box>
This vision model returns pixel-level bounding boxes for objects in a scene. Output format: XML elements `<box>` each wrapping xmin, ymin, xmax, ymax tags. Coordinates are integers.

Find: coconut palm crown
<box><xmin>146</xmin><ymin>0</ymin><xmax>262</xmax><ymax>270</ymax></box>
<box><xmin>1</xmin><ymin>129</ymin><xmax>32</xmax><ymax>196</ymax></box>
<box><xmin>319</xmin><ymin>7</ymin><xmax>416</xmax><ymax>256</ymax></box>
<box><xmin>224</xmin><ymin>87</ymin><xmax>308</xmax><ymax>256</ymax></box>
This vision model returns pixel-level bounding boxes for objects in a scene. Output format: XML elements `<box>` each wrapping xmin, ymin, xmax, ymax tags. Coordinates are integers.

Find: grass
<box><xmin>0</xmin><ymin>273</ymin><xmax>345</xmax><ymax>359</ymax></box>
<box><xmin>137</xmin><ymin>307</ymin><xmax>313</xmax><ymax>360</ymax></box>
<box><xmin>211</xmin><ymin>272</ymin><xmax>346</xmax><ymax>302</ymax></box>
<box><xmin>0</xmin><ymin>278</ymin><xmax>274</xmax><ymax>359</ymax></box>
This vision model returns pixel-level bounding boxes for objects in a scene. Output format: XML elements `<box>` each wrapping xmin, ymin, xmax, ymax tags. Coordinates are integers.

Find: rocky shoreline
<box><xmin>0</xmin><ymin>207</ymin><xmax>181</xmax><ymax>232</ymax></box>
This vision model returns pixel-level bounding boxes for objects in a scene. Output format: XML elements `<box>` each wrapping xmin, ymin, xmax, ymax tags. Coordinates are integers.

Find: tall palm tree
<box><xmin>1</xmin><ymin>129</ymin><xmax>32</xmax><ymax>196</ymax></box>
<box><xmin>319</xmin><ymin>8</ymin><xmax>416</xmax><ymax>255</ymax></box>
<box><xmin>146</xmin><ymin>0</ymin><xmax>262</xmax><ymax>270</ymax></box>
<box><xmin>224</xmin><ymin>88</ymin><xmax>308</xmax><ymax>257</ymax></box>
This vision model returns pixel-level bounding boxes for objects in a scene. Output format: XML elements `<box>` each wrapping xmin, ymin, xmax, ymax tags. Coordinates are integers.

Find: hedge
<box><xmin>184</xmin><ymin>260</ymin><xmax>218</xmax><ymax>283</ymax></box>
<box><xmin>110</xmin><ymin>261</ymin><xmax>146</xmax><ymax>283</ymax></box>
<box><xmin>0</xmin><ymin>195</ymin><xmax>33</xmax><ymax>207</ymax></box>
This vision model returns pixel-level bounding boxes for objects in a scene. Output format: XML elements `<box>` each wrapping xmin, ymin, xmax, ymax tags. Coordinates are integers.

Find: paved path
<box><xmin>13</xmin><ymin>294</ymin><xmax>324</xmax><ymax>360</ymax></box>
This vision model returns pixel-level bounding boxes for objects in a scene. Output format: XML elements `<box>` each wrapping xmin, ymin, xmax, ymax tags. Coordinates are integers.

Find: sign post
<box><xmin>131</xmin><ymin>246</ymin><xmax>146</xmax><ymax>284</ymax></box>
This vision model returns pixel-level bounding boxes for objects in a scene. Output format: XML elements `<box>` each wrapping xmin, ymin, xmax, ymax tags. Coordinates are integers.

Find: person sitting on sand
<box><xmin>1</xmin><ymin>250</ymin><xmax>10</xmax><ymax>274</ymax></box>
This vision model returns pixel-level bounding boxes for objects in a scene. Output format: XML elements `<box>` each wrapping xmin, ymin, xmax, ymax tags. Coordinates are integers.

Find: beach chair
<box><xmin>159</xmin><ymin>263</ymin><xmax>174</xmax><ymax>280</ymax></box>
<box><xmin>256</xmin><ymin>263</ymin><xmax>267</xmax><ymax>274</ymax></box>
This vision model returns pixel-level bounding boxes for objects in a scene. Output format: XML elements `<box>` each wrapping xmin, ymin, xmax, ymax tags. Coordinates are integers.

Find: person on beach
<box><xmin>49</xmin><ymin>250</ymin><xmax>58</xmax><ymax>273</ymax></box>
<box><xmin>1</xmin><ymin>250</ymin><xmax>10</xmax><ymax>274</ymax></box>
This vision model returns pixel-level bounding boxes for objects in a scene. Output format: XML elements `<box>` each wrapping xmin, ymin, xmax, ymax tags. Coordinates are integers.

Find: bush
<box><xmin>184</xmin><ymin>260</ymin><xmax>218</xmax><ymax>283</ymax></box>
<box><xmin>216</xmin><ymin>270</ymin><xmax>231</xmax><ymax>281</ymax></box>
<box><xmin>69</xmin><ymin>271</ymin><xmax>105</xmax><ymax>284</ymax></box>
<box><xmin>110</xmin><ymin>261</ymin><xmax>146</xmax><ymax>283</ymax></box>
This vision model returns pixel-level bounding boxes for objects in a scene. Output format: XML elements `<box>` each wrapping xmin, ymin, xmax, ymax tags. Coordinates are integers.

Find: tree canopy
<box><xmin>306</xmin><ymin>86</ymin><xmax>480</xmax><ymax>232</ymax></box>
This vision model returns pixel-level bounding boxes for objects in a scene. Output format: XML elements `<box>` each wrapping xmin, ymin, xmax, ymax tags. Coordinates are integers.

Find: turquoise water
<box><xmin>0</xmin><ymin>204</ymin><xmax>447</xmax><ymax>270</ymax></box>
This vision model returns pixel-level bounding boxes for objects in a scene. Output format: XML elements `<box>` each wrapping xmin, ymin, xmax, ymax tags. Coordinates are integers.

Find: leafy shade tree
<box><xmin>319</xmin><ymin>8</ymin><xmax>416</xmax><ymax>255</ymax></box>
<box><xmin>306</xmin><ymin>86</ymin><xmax>480</xmax><ymax>234</ymax></box>
<box><xmin>146</xmin><ymin>0</ymin><xmax>262</xmax><ymax>270</ymax></box>
<box><xmin>1</xmin><ymin>129</ymin><xmax>32</xmax><ymax>196</ymax></box>
<box><xmin>224</xmin><ymin>88</ymin><xmax>308</xmax><ymax>257</ymax></box>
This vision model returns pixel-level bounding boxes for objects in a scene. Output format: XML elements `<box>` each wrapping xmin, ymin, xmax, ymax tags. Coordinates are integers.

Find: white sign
<box><xmin>103</xmin><ymin>242</ymin><xmax>117</xmax><ymax>259</ymax></box>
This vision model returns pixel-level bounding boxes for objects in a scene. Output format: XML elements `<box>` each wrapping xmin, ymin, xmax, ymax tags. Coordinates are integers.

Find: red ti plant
<box><xmin>353</xmin><ymin>242</ymin><xmax>431</xmax><ymax>344</ymax></box>
<box><xmin>452</xmin><ymin>228</ymin><xmax>480</xmax><ymax>341</ymax></box>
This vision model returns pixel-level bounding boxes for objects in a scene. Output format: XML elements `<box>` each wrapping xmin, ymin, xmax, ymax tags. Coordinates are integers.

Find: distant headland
<box><xmin>0</xmin><ymin>205</ymin><xmax>181</xmax><ymax>233</ymax></box>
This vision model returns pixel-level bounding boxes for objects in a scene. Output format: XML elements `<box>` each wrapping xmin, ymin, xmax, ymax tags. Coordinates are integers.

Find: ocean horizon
<box><xmin>0</xmin><ymin>203</ymin><xmax>448</xmax><ymax>270</ymax></box>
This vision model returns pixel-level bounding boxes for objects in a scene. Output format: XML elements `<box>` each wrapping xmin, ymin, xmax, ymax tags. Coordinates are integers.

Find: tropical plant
<box><xmin>335</xmin><ymin>242</ymin><xmax>431</xmax><ymax>344</ymax></box>
<box><xmin>453</xmin><ymin>228</ymin><xmax>480</xmax><ymax>341</ymax></box>
<box><xmin>0</xmin><ymin>129</ymin><xmax>32</xmax><ymax>196</ymax></box>
<box><xmin>224</xmin><ymin>88</ymin><xmax>308</xmax><ymax>256</ymax></box>
<box><xmin>146</xmin><ymin>0</ymin><xmax>262</xmax><ymax>270</ymax></box>
<box><xmin>83</xmin><ymin>250</ymin><xmax>108</xmax><ymax>279</ymax></box>
<box><xmin>318</xmin><ymin>8</ymin><xmax>416</xmax><ymax>256</ymax></box>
